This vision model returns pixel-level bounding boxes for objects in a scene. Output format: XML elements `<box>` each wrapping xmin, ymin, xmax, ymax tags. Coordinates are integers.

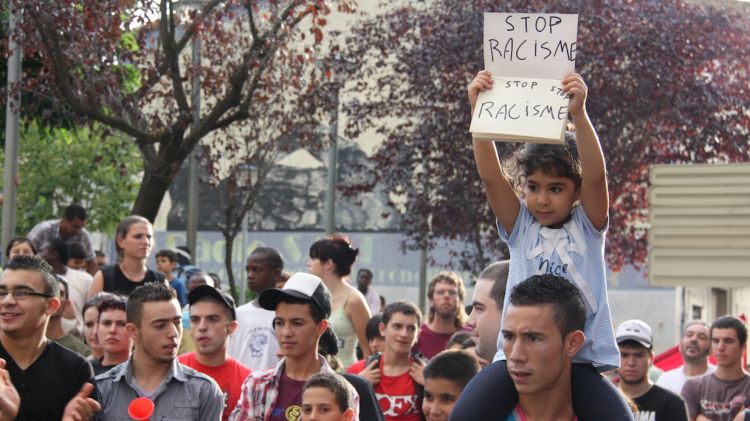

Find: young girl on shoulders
<box><xmin>451</xmin><ymin>70</ymin><xmax>633</xmax><ymax>421</ymax></box>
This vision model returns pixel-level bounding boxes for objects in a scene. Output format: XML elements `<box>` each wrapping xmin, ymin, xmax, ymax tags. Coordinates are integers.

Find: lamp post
<box><xmin>2</xmin><ymin>3</ymin><xmax>22</xmax><ymax>252</ymax></box>
<box><xmin>179</xmin><ymin>0</ymin><xmax>203</xmax><ymax>258</ymax></box>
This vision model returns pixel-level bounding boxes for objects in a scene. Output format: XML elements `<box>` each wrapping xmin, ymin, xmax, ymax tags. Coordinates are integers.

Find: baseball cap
<box><xmin>188</xmin><ymin>284</ymin><xmax>237</xmax><ymax>320</ymax></box>
<box><xmin>615</xmin><ymin>319</ymin><xmax>652</xmax><ymax>349</ymax></box>
<box><xmin>259</xmin><ymin>272</ymin><xmax>332</xmax><ymax>318</ymax></box>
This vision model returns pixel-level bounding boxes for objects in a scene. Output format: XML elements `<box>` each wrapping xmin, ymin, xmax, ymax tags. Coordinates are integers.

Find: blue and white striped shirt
<box><xmin>493</xmin><ymin>200</ymin><xmax>620</xmax><ymax>372</ymax></box>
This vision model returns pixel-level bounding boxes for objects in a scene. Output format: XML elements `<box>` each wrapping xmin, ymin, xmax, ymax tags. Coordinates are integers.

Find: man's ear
<box><xmin>126</xmin><ymin>323</ymin><xmax>138</xmax><ymax>341</ymax></box>
<box><xmin>343</xmin><ymin>408</ymin><xmax>355</xmax><ymax>421</ymax></box>
<box><xmin>379</xmin><ymin>322</ymin><xmax>386</xmax><ymax>337</ymax></box>
<box><xmin>228</xmin><ymin>320</ymin><xmax>238</xmax><ymax>336</ymax></box>
<box><xmin>45</xmin><ymin>296</ymin><xmax>61</xmax><ymax>316</ymax></box>
<box><xmin>318</xmin><ymin>319</ymin><xmax>329</xmax><ymax>336</ymax></box>
<box><xmin>564</xmin><ymin>330</ymin><xmax>585</xmax><ymax>357</ymax></box>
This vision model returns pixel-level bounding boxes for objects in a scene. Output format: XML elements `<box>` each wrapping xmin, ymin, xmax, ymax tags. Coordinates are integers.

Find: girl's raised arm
<box><xmin>469</xmin><ymin>70</ymin><xmax>520</xmax><ymax>234</ymax></box>
<box><xmin>563</xmin><ymin>73</ymin><xmax>609</xmax><ymax>230</ymax></box>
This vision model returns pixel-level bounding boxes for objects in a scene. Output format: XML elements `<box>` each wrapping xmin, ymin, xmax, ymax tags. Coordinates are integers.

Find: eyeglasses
<box><xmin>434</xmin><ymin>289</ymin><xmax>459</xmax><ymax>297</ymax></box>
<box><xmin>0</xmin><ymin>290</ymin><xmax>53</xmax><ymax>300</ymax></box>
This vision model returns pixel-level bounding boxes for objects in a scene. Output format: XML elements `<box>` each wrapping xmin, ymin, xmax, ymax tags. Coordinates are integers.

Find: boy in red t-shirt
<box><xmin>368</xmin><ymin>301</ymin><xmax>426</xmax><ymax>421</ymax></box>
<box><xmin>179</xmin><ymin>285</ymin><xmax>251</xmax><ymax>421</ymax></box>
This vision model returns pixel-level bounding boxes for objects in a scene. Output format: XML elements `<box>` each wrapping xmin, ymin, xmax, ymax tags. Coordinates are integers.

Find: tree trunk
<box><xmin>223</xmin><ymin>229</ymin><xmax>238</xmax><ymax>301</ymax></box>
<box><xmin>130</xmin><ymin>171</ymin><xmax>173</xmax><ymax>222</ymax></box>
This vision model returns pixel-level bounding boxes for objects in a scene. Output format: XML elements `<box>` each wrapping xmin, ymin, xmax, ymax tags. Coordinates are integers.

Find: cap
<box><xmin>259</xmin><ymin>272</ymin><xmax>332</xmax><ymax>318</ymax></box>
<box><xmin>188</xmin><ymin>284</ymin><xmax>237</xmax><ymax>320</ymax></box>
<box><xmin>615</xmin><ymin>319</ymin><xmax>652</xmax><ymax>349</ymax></box>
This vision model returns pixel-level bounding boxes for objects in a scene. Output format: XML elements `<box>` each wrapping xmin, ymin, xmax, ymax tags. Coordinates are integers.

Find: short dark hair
<box><xmin>126</xmin><ymin>283</ymin><xmax>177</xmax><ymax>326</ymax></box>
<box><xmin>303</xmin><ymin>372</ymin><xmax>353</xmax><ymax>412</ymax></box>
<box><xmin>55</xmin><ymin>275</ymin><xmax>69</xmax><ymax>299</ymax></box>
<box><xmin>275</xmin><ymin>296</ymin><xmax>326</xmax><ymax>324</ymax></box>
<box><xmin>366</xmin><ymin>314</ymin><xmax>383</xmax><ymax>341</ymax></box>
<box><xmin>68</xmin><ymin>242</ymin><xmax>88</xmax><ymax>260</ymax></box>
<box><xmin>477</xmin><ymin>261</ymin><xmax>509</xmax><ymax>311</ymax></box>
<box><xmin>357</xmin><ymin>268</ymin><xmax>373</xmax><ymax>279</ymax></box>
<box><xmin>155</xmin><ymin>249</ymin><xmax>177</xmax><ymax>262</ymax></box>
<box><xmin>446</xmin><ymin>331</ymin><xmax>473</xmax><ymax>349</ymax></box>
<box><xmin>64</xmin><ymin>204</ymin><xmax>88</xmax><ymax>221</ymax></box>
<box><xmin>250</xmin><ymin>247</ymin><xmax>284</xmax><ymax>271</ymax></box>
<box><xmin>711</xmin><ymin>316</ymin><xmax>748</xmax><ymax>346</ymax></box>
<box><xmin>3</xmin><ymin>254</ymin><xmax>59</xmax><ymax>297</ymax></box>
<box><xmin>83</xmin><ymin>292</ymin><xmax>118</xmax><ymax>316</ymax></box>
<box><xmin>423</xmin><ymin>349</ymin><xmax>479</xmax><ymax>390</ymax></box>
<box><xmin>47</xmin><ymin>238</ymin><xmax>70</xmax><ymax>265</ymax></box>
<box><xmin>381</xmin><ymin>301</ymin><xmax>422</xmax><ymax>327</ymax></box>
<box><xmin>4</xmin><ymin>237</ymin><xmax>36</xmax><ymax>260</ymax></box>
<box><xmin>95</xmin><ymin>250</ymin><xmax>106</xmax><ymax>258</ymax></box>
<box><xmin>98</xmin><ymin>295</ymin><xmax>127</xmax><ymax>320</ymax></box>
<box><xmin>309</xmin><ymin>236</ymin><xmax>359</xmax><ymax>277</ymax></box>
<box><xmin>508</xmin><ymin>274</ymin><xmax>585</xmax><ymax>339</ymax></box>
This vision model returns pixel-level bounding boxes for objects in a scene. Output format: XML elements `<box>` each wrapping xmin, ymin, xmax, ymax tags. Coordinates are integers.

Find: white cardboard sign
<box><xmin>471</xmin><ymin>13</ymin><xmax>578</xmax><ymax>143</ymax></box>
<box><xmin>484</xmin><ymin>13</ymin><xmax>578</xmax><ymax>79</ymax></box>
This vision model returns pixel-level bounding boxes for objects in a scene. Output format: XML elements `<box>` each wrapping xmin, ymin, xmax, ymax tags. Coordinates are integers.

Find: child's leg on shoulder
<box><xmin>449</xmin><ymin>360</ymin><xmax>518</xmax><ymax>421</ymax></box>
<box><xmin>571</xmin><ymin>363</ymin><xmax>635</xmax><ymax>421</ymax></box>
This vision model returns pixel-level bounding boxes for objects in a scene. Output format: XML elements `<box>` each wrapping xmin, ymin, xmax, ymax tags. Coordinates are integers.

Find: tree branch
<box><xmin>160</xmin><ymin>0</ymin><xmax>190</xmax><ymax>112</ymax></box>
<box><xmin>135</xmin><ymin>0</ymin><xmax>224</xmax><ymax>100</ymax></box>
<box><xmin>28</xmin><ymin>10</ymin><xmax>159</xmax><ymax>143</ymax></box>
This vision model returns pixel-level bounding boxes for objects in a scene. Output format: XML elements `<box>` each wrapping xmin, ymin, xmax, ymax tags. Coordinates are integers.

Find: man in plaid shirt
<box><xmin>230</xmin><ymin>273</ymin><xmax>359</xmax><ymax>421</ymax></box>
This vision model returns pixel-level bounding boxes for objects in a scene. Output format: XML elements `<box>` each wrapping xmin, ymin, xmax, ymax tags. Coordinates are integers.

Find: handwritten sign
<box><xmin>471</xmin><ymin>13</ymin><xmax>578</xmax><ymax>144</ymax></box>
<box><xmin>470</xmin><ymin>77</ymin><xmax>569</xmax><ymax>143</ymax></box>
<box><xmin>484</xmin><ymin>13</ymin><xmax>578</xmax><ymax>79</ymax></box>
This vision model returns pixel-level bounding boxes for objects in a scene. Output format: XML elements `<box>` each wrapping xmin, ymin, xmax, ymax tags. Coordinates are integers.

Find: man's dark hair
<box><xmin>4</xmin><ymin>254</ymin><xmax>60</xmax><ymax>297</ymax></box>
<box><xmin>447</xmin><ymin>331</ymin><xmax>473</xmax><ymax>349</ymax></box>
<box><xmin>381</xmin><ymin>301</ymin><xmax>422</xmax><ymax>327</ymax></box>
<box><xmin>68</xmin><ymin>242</ymin><xmax>87</xmax><ymax>261</ymax></box>
<box><xmin>98</xmin><ymin>295</ymin><xmax>127</xmax><ymax>319</ymax></box>
<box><xmin>95</xmin><ymin>250</ymin><xmax>106</xmax><ymax>258</ymax></box>
<box><xmin>250</xmin><ymin>247</ymin><xmax>284</xmax><ymax>271</ymax></box>
<box><xmin>276</xmin><ymin>296</ymin><xmax>326</xmax><ymax>324</ymax></box>
<box><xmin>711</xmin><ymin>316</ymin><xmax>748</xmax><ymax>346</ymax></box>
<box><xmin>304</xmin><ymin>372</ymin><xmax>353</xmax><ymax>412</ymax></box>
<box><xmin>63</xmin><ymin>204</ymin><xmax>87</xmax><ymax>221</ymax></box>
<box><xmin>509</xmin><ymin>274</ymin><xmax>585</xmax><ymax>338</ymax></box>
<box><xmin>4</xmin><ymin>237</ymin><xmax>37</xmax><ymax>260</ymax></box>
<box><xmin>55</xmin><ymin>275</ymin><xmax>69</xmax><ymax>299</ymax></box>
<box><xmin>477</xmin><ymin>261</ymin><xmax>510</xmax><ymax>311</ymax></box>
<box><xmin>126</xmin><ymin>283</ymin><xmax>177</xmax><ymax>326</ymax></box>
<box><xmin>423</xmin><ymin>349</ymin><xmax>479</xmax><ymax>390</ymax></box>
<box><xmin>83</xmin><ymin>292</ymin><xmax>118</xmax><ymax>316</ymax></box>
<box><xmin>365</xmin><ymin>314</ymin><xmax>383</xmax><ymax>341</ymax></box>
<box><xmin>47</xmin><ymin>238</ymin><xmax>71</xmax><ymax>265</ymax></box>
<box><xmin>155</xmin><ymin>249</ymin><xmax>177</xmax><ymax>263</ymax></box>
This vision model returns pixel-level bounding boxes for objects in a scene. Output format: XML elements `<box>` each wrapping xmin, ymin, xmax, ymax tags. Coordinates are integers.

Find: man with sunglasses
<box><xmin>0</xmin><ymin>255</ymin><xmax>98</xmax><ymax>420</ymax></box>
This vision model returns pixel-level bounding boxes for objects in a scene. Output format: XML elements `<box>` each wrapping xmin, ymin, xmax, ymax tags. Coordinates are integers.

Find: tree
<box><xmin>8</xmin><ymin>0</ymin><xmax>354</xmax><ymax>221</ymax></box>
<box><xmin>0</xmin><ymin>120</ymin><xmax>141</xmax><ymax>235</ymax></box>
<box><xmin>337</xmin><ymin>0</ymin><xmax>750</xmax><ymax>273</ymax></box>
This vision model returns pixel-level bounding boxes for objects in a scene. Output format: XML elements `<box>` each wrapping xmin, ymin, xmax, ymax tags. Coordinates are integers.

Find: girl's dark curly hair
<box><xmin>506</xmin><ymin>132</ymin><xmax>582</xmax><ymax>195</ymax></box>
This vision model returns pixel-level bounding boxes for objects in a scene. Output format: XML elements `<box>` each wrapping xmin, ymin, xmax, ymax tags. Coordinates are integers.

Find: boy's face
<box><xmin>155</xmin><ymin>256</ymin><xmax>176</xmax><ymax>275</ymax></box>
<box><xmin>68</xmin><ymin>258</ymin><xmax>86</xmax><ymax>270</ymax></box>
<box><xmin>274</xmin><ymin>302</ymin><xmax>326</xmax><ymax>359</ymax></box>
<box><xmin>423</xmin><ymin>378</ymin><xmax>462</xmax><ymax>421</ymax></box>
<box><xmin>380</xmin><ymin>312</ymin><xmax>419</xmax><ymax>357</ymax></box>
<box><xmin>301</xmin><ymin>387</ymin><xmax>354</xmax><ymax>421</ymax></box>
<box><xmin>246</xmin><ymin>254</ymin><xmax>279</xmax><ymax>294</ymax></box>
<box><xmin>369</xmin><ymin>336</ymin><xmax>385</xmax><ymax>354</ymax></box>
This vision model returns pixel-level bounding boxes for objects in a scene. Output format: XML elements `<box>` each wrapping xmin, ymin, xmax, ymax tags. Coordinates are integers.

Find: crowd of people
<box><xmin>0</xmin><ymin>72</ymin><xmax>748</xmax><ymax>421</ymax></box>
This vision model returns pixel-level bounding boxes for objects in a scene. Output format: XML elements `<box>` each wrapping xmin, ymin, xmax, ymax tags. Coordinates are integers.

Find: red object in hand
<box><xmin>128</xmin><ymin>397</ymin><xmax>154</xmax><ymax>421</ymax></box>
